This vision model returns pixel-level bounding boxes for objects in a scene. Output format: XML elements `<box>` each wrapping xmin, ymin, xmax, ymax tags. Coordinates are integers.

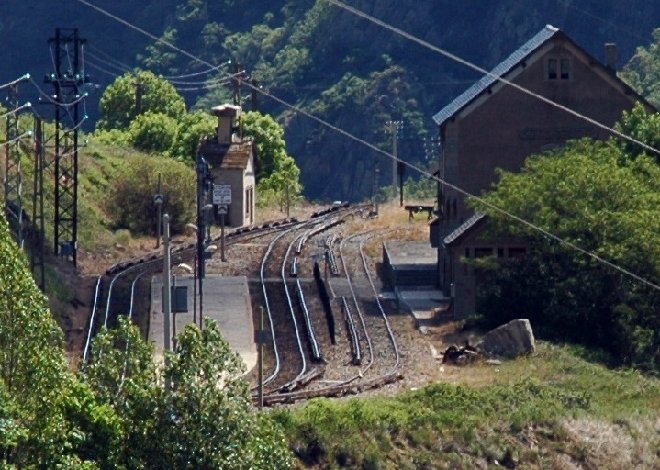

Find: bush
<box><xmin>106</xmin><ymin>155</ymin><xmax>195</xmax><ymax>235</ymax></box>
<box><xmin>128</xmin><ymin>112</ymin><xmax>178</xmax><ymax>152</ymax></box>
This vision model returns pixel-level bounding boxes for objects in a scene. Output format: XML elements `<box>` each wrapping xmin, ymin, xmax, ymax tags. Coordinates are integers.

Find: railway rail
<box><xmin>82</xmin><ymin>203</ymin><xmax>406</xmax><ymax>406</ymax></box>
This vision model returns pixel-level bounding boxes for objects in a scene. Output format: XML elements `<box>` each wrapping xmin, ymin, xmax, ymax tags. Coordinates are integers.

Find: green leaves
<box><xmin>81</xmin><ymin>318</ymin><xmax>293</xmax><ymax>468</ymax></box>
<box><xmin>620</xmin><ymin>28</ymin><xmax>660</xmax><ymax>108</ymax></box>
<box><xmin>98</xmin><ymin>70</ymin><xmax>186</xmax><ymax>131</ymax></box>
<box><xmin>105</xmin><ymin>154</ymin><xmax>196</xmax><ymax>235</ymax></box>
<box><xmin>475</xmin><ymin>135</ymin><xmax>660</xmax><ymax>370</ymax></box>
<box><xmin>241</xmin><ymin>111</ymin><xmax>304</xmax><ymax>208</ymax></box>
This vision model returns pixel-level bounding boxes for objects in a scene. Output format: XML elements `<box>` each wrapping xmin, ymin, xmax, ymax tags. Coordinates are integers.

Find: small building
<box><xmin>198</xmin><ymin>105</ymin><xmax>256</xmax><ymax>228</ymax></box>
<box><xmin>429</xmin><ymin>25</ymin><xmax>653</xmax><ymax>317</ymax></box>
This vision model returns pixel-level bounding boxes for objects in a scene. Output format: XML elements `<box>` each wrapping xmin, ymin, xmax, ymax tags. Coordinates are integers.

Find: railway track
<box><xmin>82</xmin><ymin>203</ymin><xmax>406</xmax><ymax>406</ymax></box>
<box><xmin>82</xmin><ymin>217</ymin><xmax>300</xmax><ymax>365</ymax></box>
<box><xmin>255</xmin><ymin>211</ymin><xmax>404</xmax><ymax>405</ymax></box>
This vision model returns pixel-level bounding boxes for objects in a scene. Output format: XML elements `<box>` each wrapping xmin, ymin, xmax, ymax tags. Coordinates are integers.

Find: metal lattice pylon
<box><xmin>4</xmin><ymin>83</ymin><xmax>24</xmax><ymax>248</ymax></box>
<box><xmin>45</xmin><ymin>28</ymin><xmax>87</xmax><ymax>267</ymax></box>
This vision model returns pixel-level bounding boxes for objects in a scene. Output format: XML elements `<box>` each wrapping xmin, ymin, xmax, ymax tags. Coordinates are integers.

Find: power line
<box><xmin>323</xmin><ymin>0</ymin><xmax>660</xmax><ymax>157</ymax></box>
<box><xmin>73</xmin><ymin>0</ymin><xmax>660</xmax><ymax>291</ymax></box>
<box><xmin>0</xmin><ymin>74</ymin><xmax>30</xmax><ymax>92</ymax></box>
<box><xmin>0</xmin><ymin>103</ymin><xmax>32</xmax><ymax>120</ymax></box>
<box><xmin>555</xmin><ymin>0</ymin><xmax>651</xmax><ymax>43</ymax></box>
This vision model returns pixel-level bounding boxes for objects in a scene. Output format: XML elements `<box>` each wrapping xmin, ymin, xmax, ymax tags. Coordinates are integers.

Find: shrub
<box><xmin>128</xmin><ymin>112</ymin><xmax>178</xmax><ymax>153</ymax></box>
<box><xmin>106</xmin><ymin>155</ymin><xmax>195</xmax><ymax>235</ymax></box>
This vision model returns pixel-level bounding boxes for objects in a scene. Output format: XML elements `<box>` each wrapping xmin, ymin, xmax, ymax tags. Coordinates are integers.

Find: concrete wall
<box><xmin>210</xmin><ymin>159</ymin><xmax>255</xmax><ymax>228</ymax></box>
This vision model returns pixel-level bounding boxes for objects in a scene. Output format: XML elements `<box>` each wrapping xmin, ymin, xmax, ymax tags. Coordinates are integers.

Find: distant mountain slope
<box><xmin>2</xmin><ymin>0</ymin><xmax>657</xmax><ymax>200</ymax></box>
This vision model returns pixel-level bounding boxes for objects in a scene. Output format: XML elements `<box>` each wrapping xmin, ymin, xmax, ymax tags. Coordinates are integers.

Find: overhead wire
<box><xmin>323</xmin><ymin>0</ymin><xmax>660</xmax><ymax>157</ymax></box>
<box><xmin>0</xmin><ymin>103</ymin><xmax>32</xmax><ymax>120</ymax></box>
<box><xmin>555</xmin><ymin>0</ymin><xmax>651</xmax><ymax>43</ymax></box>
<box><xmin>0</xmin><ymin>74</ymin><xmax>31</xmax><ymax>92</ymax></box>
<box><xmin>73</xmin><ymin>0</ymin><xmax>660</xmax><ymax>291</ymax></box>
<box><xmin>84</xmin><ymin>57</ymin><xmax>123</xmax><ymax>78</ymax></box>
<box><xmin>1</xmin><ymin>131</ymin><xmax>33</xmax><ymax>147</ymax></box>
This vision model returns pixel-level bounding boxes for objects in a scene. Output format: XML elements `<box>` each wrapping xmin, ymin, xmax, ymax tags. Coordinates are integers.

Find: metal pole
<box><xmin>193</xmin><ymin>250</ymin><xmax>197</xmax><ymax>325</ymax></box>
<box><xmin>196</xmin><ymin>155</ymin><xmax>205</xmax><ymax>329</ymax></box>
<box><xmin>155</xmin><ymin>173</ymin><xmax>162</xmax><ymax>248</ymax></box>
<box><xmin>172</xmin><ymin>275</ymin><xmax>177</xmax><ymax>350</ymax></box>
<box><xmin>163</xmin><ymin>214</ymin><xmax>172</xmax><ymax>355</ymax></box>
<box><xmin>220</xmin><ymin>212</ymin><xmax>226</xmax><ymax>262</ymax></box>
<box><xmin>285</xmin><ymin>182</ymin><xmax>290</xmax><ymax>217</ymax></box>
<box><xmin>258</xmin><ymin>306</ymin><xmax>264</xmax><ymax>411</ymax></box>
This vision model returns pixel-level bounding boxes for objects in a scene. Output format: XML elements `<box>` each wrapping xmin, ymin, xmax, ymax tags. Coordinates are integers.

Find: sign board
<box><xmin>153</xmin><ymin>193</ymin><xmax>163</xmax><ymax>205</ymax></box>
<box><xmin>217</xmin><ymin>204</ymin><xmax>228</xmax><ymax>215</ymax></box>
<box><xmin>213</xmin><ymin>184</ymin><xmax>231</xmax><ymax>205</ymax></box>
<box><xmin>254</xmin><ymin>329</ymin><xmax>273</xmax><ymax>344</ymax></box>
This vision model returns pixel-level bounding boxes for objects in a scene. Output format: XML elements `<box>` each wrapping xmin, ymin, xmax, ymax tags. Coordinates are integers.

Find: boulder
<box><xmin>477</xmin><ymin>319</ymin><xmax>535</xmax><ymax>358</ymax></box>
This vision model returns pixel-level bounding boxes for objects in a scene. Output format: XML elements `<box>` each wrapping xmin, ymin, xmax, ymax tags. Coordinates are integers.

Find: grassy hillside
<box><xmin>275</xmin><ymin>343</ymin><xmax>659</xmax><ymax>468</ymax></box>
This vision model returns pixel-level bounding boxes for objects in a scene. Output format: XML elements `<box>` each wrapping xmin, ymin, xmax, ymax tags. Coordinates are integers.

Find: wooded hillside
<box><xmin>1</xmin><ymin>0</ymin><xmax>657</xmax><ymax>200</ymax></box>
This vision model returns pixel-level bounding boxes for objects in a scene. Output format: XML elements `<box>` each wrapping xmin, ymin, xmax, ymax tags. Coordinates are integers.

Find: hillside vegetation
<box><xmin>1</xmin><ymin>0</ymin><xmax>658</xmax><ymax>200</ymax></box>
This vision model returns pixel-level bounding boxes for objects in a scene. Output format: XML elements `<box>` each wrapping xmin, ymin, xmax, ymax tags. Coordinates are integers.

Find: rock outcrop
<box><xmin>478</xmin><ymin>319</ymin><xmax>535</xmax><ymax>358</ymax></box>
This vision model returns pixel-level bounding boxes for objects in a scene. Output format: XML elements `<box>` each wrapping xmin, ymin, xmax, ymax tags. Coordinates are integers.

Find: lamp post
<box><xmin>153</xmin><ymin>173</ymin><xmax>163</xmax><ymax>248</ymax></box>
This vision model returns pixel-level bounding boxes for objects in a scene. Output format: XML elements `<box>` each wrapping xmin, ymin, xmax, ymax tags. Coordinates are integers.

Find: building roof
<box><xmin>198</xmin><ymin>139</ymin><xmax>254</xmax><ymax>170</ymax></box>
<box><xmin>443</xmin><ymin>213</ymin><xmax>488</xmax><ymax>246</ymax></box>
<box><xmin>433</xmin><ymin>25</ymin><xmax>559</xmax><ymax>127</ymax></box>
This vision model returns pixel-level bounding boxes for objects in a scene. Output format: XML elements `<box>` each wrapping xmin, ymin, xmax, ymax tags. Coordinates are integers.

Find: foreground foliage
<box><xmin>0</xmin><ymin>215</ymin><xmax>118</xmax><ymax>466</ymax></box>
<box><xmin>83</xmin><ymin>318</ymin><xmax>292</xmax><ymax>468</ymax></box>
<box><xmin>0</xmin><ymin>213</ymin><xmax>291</xmax><ymax>466</ymax></box>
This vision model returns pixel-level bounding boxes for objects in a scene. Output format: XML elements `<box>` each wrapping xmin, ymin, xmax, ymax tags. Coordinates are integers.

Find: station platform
<box><xmin>381</xmin><ymin>240</ymin><xmax>450</xmax><ymax>325</ymax></box>
<box><xmin>149</xmin><ymin>275</ymin><xmax>256</xmax><ymax>371</ymax></box>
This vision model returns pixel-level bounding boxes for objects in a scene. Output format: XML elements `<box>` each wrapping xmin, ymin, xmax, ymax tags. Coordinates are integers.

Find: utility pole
<box><xmin>135</xmin><ymin>79</ymin><xmax>145</xmax><ymax>116</ymax></box>
<box><xmin>385</xmin><ymin>120</ymin><xmax>403</xmax><ymax>189</ymax></box>
<box><xmin>163</xmin><ymin>213</ymin><xmax>172</xmax><ymax>356</ymax></box>
<box><xmin>372</xmin><ymin>164</ymin><xmax>380</xmax><ymax>215</ymax></box>
<box><xmin>258</xmin><ymin>306</ymin><xmax>264</xmax><ymax>411</ymax></box>
<box><xmin>45</xmin><ymin>28</ymin><xmax>89</xmax><ymax>267</ymax></box>
<box><xmin>232</xmin><ymin>62</ymin><xmax>243</xmax><ymax>106</ymax></box>
<box><xmin>250</xmin><ymin>78</ymin><xmax>259</xmax><ymax>112</ymax></box>
<box><xmin>196</xmin><ymin>154</ymin><xmax>209</xmax><ymax>329</ymax></box>
<box><xmin>153</xmin><ymin>173</ymin><xmax>163</xmax><ymax>248</ymax></box>
<box><xmin>4</xmin><ymin>79</ymin><xmax>26</xmax><ymax>249</ymax></box>
<box><xmin>31</xmin><ymin>118</ymin><xmax>46</xmax><ymax>290</ymax></box>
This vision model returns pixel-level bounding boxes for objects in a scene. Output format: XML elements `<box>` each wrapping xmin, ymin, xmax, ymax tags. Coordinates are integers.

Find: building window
<box><xmin>548</xmin><ymin>57</ymin><xmax>571</xmax><ymax>80</ymax></box>
<box><xmin>497</xmin><ymin>248</ymin><xmax>504</xmax><ymax>258</ymax></box>
<box><xmin>474</xmin><ymin>247</ymin><xmax>493</xmax><ymax>258</ymax></box>
<box><xmin>560</xmin><ymin>58</ymin><xmax>570</xmax><ymax>79</ymax></box>
<box><xmin>508</xmin><ymin>247</ymin><xmax>527</xmax><ymax>258</ymax></box>
<box><xmin>548</xmin><ymin>58</ymin><xmax>557</xmax><ymax>79</ymax></box>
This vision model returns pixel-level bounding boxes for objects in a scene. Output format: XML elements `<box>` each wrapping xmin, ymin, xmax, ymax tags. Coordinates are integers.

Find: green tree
<box><xmin>620</xmin><ymin>28</ymin><xmax>660</xmax><ymax>108</ymax></box>
<box><xmin>169</xmin><ymin>110</ymin><xmax>217</xmax><ymax>163</ymax></box>
<box><xmin>241</xmin><ymin>111</ymin><xmax>303</xmax><ymax>205</ymax></box>
<box><xmin>83</xmin><ymin>318</ymin><xmax>293</xmax><ymax>468</ymax></box>
<box><xmin>106</xmin><ymin>154</ymin><xmax>196</xmax><ymax>234</ymax></box>
<box><xmin>614</xmin><ymin>102</ymin><xmax>660</xmax><ymax>162</ymax></box>
<box><xmin>0</xmin><ymin>214</ymin><xmax>120</xmax><ymax>466</ymax></box>
<box><xmin>82</xmin><ymin>317</ymin><xmax>161</xmax><ymax>467</ymax></box>
<box><xmin>98</xmin><ymin>70</ymin><xmax>186</xmax><ymax>130</ymax></box>
<box><xmin>129</xmin><ymin>111</ymin><xmax>179</xmax><ymax>152</ymax></box>
<box><xmin>474</xmin><ymin>138</ymin><xmax>660</xmax><ymax>370</ymax></box>
<box><xmin>138</xmin><ymin>27</ymin><xmax>181</xmax><ymax>75</ymax></box>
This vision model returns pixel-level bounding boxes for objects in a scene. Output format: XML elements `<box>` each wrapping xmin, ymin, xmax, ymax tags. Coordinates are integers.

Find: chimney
<box><xmin>211</xmin><ymin>104</ymin><xmax>241</xmax><ymax>144</ymax></box>
<box><xmin>604</xmin><ymin>43</ymin><xmax>618</xmax><ymax>71</ymax></box>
